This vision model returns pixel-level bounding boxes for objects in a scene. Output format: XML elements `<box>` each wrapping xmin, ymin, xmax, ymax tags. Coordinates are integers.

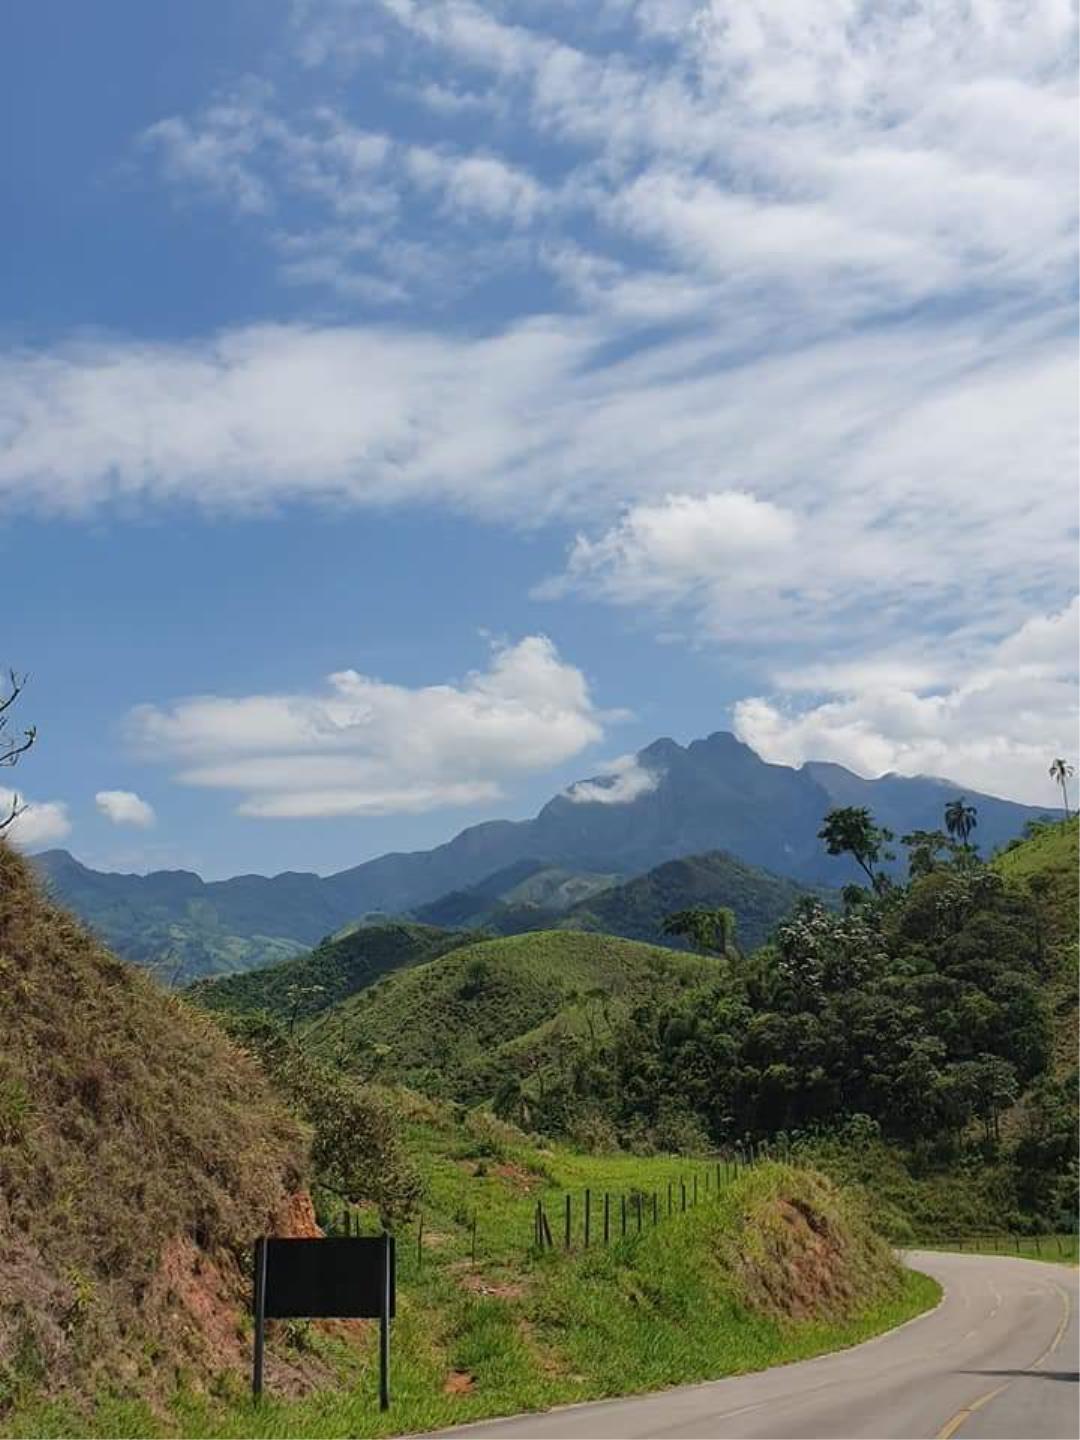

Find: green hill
<box><xmin>187</xmin><ymin>920</ymin><xmax>480</xmax><ymax>1026</ymax></box>
<box><xmin>0</xmin><ymin>839</ymin><xmax>310</xmax><ymax>1415</ymax></box>
<box><xmin>556</xmin><ymin>849</ymin><xmax>825</xmax><ymax>951</ymax></box>
<box><xmin>304</xmin><ymin>931</ymin><xmax>715</xmax><ymax>1100</ymax></box>
<box><xmin>413</xmin><ymin>858</ymin><xmax>619</xmax><ymax>932</ymax></box>
<box><xmin>994</xmin><ymin>816</ymin><xmax>1078</xmax><ymax>1079</ymax></box>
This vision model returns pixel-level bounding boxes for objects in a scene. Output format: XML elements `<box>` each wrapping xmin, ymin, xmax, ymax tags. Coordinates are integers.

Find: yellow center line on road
<box><xmin>934</xmin><ymin>1280</ymin><xmax>1071</xmax><ymax>1439</ymax></box>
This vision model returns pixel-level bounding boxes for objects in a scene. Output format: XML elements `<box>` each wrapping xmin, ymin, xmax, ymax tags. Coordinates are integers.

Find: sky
<box><xmin>1</xmin><ymin>0</ymin><xmax>1077</xmax><ymax>879</ymax></box>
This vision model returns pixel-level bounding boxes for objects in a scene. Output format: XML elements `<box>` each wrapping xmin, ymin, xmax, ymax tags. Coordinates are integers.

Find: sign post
<box><xmin>380</xmin><ymin>1231</ymin><xmax>391</xmax><ymax>1412</ymax></box>
<box><xmin>252</xmin><ymin>1237</ymin><xmax>268</xmax><ymax>1403</ymax></box>
<box><xmin>252</xmin><ymin>1234</ymin><xmax>396</xmax><ymax>1408</ymax></box>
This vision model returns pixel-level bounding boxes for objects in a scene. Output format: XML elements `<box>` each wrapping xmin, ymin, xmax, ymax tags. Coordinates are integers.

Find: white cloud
<box><xmin>1</xmin><ymin>789</ymin><xmax>72</xmax><ymax>848</ymax></box>
<box><xmin>129</xmin><ymin>636</ymin><xmax>611</xmax><ymax>818</ymax></box>
<box><xmin>564</xmin><ymin>753</ymin><xmax>662</xmax><ymax>806</ymax></box>
<box><xmin>733</xmin><ymin>597</ymin><xmax>1079</xmax><ymax>805</ymax></box>
<box><xmin>95</xmin><ymin>789</ymin><xmax>156</xmax><ymax>828</ymax></box>
<box><xmin>542</xmin><ymin>491</ymin><xmax>797</xmax><ymax>607</ymax></box>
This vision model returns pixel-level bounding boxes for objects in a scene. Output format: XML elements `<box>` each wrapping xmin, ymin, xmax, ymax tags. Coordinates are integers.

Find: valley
<box><xmin>2</xmin><ymin>794</ymin><xmax>1075</xmax><ymax>1436</ymax></box>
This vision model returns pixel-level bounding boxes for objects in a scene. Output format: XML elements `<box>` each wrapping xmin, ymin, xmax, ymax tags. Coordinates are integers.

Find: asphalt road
<box><xmin>430</xmin><ymin>1251</ymin><xmax>1078</xmax><ymax>1440</ymax></box>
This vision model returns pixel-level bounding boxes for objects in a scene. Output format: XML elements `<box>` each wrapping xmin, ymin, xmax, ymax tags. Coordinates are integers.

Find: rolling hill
<box><xmin>302</xmin><ymin>930</ymin><xmax>716</xmax><ymax>1100</ymax></box>
<box><xmin>33</xmin><ymin>731</ymin><xmax>1056</xmax><ymax>979</ymax></box>
<box><xmin>554</xmin><ymin>850</ymin><xmax>825</xmax><ymax>951</ymax></box>
<box><xmin>187</xmin><ymin>919</ymin><xmax>481</xmax><ymax>1025</ymax></box>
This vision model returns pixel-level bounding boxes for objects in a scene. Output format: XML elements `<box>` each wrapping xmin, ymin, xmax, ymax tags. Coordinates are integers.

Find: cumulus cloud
<box><xmin>95</xmin><ymin>789</ymin><xmax>156</xmax><ymax>828</ymax></box>
<box><xmin>563</xmin><ymin>753</ymin><xmax>662</xmax><ymax>806</ymax></box>
<box><xmin>733</xmin><ymin>597</ymin><xmax>1079</xmax><ymax>806</ymax></box>
<box><xmin>0</xmin><ymin>790</ymin><xmax>72</xmax><ymax>847</ymax></box>
<box><xmin>541</xmin><ymin>491</ymin><xmax>797</xmax><ymax>610</ymax></box>
<box><xmin>128</xmin><ymin>636</ymin><xmax>611</xmax><ymax>818</ymax></box>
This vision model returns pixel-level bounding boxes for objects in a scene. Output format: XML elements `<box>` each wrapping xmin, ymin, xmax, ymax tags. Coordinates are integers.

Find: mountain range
<box><xmin>33</xmin><ymin>731</ymin><xmax>1056</xmax><ymax>979</ymax></box>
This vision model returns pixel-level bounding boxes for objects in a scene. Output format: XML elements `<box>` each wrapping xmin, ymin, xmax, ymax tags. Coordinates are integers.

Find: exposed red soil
<box><xmin>443</xmin><ymin>1370</ymin><xmax>476</xmax><ymax>1394</ymax></box>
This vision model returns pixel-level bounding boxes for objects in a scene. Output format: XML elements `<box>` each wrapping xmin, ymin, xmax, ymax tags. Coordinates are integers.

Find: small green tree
<box><xmin>817</xmin><ymin>807</ymin><xmax>894</xmax><ymax>892</ymax></box>
<box><xmin>900</xmin><ymin>828</ymin><xmax>957</xmax><ymax>878</ymax></box>
<box><xmin>661</xmin><ymin>905</ymin><xmax>737</xmax><ymax>956</ymax></box>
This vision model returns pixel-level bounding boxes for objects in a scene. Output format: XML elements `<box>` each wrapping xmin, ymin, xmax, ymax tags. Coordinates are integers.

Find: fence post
<box><xmin>693</xmin><ymin>1176</ymin><xmax>699</xmax><ymax>1207</ymax></box>
<box><xmin>652</xmin><ymin>1191</ymin><xmax>658</xmax><ymax>1225</ymax></box>
<box><xmin>667</xmin><ymin>1181</ymin><xmax>673</xmax><ymax>1216</ymax></box>
<box><xmin>585</xmin><ymin>1189</ymin><xmax>591</xmax><ymax>1248</ymax></box>
<box><xmin>1015</xmin><ymin>1235</ymin><xmax>1020</xmax><ymax>1253</ymax></box>
<box><xmin>565</xmin><ymin>1193</ymin><xmax>572</xmax><ymax>1250</ymax></box>
<box><xmin>716</xmin><ymin>1161</ymin><xmax>721</xmax><ymax>1191</ymax></box>
<box><xmin>604</xmin><ymin>1193</ymin><xmax>610</xmax><ymax>1246</ymax></box>
<box><xmin>681</xmin><ymin>1181</ymin><xmax>687</xmax><ymax>1213</ymax></box>
<box><xmin>541</xmin><ymin>1205</ymin><xmax>553</xmax><ymax>1250</ymax></box>
<box><xmin>621</xmin><ymin>1194</ymin><xmax>627</xmax><ymax>1238</ymax></box>
<box><xmin>1035</xmin><ymin>1235</ymin><xmax>1041</xmax><ymax>1256</ymax></box>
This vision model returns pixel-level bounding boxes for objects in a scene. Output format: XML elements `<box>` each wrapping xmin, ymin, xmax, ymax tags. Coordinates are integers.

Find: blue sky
<box><xmin>2</xmin><ymin>0</ymin><xmax>1076</xmax><ymax>878</ymax></box>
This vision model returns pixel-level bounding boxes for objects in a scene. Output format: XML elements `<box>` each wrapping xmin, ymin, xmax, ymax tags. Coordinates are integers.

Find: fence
<box><xmin>327</xmin><ymin>1138</ymin><xmax>792</xmax><ymax>1267</ymax></box>
<box><xmin>913</xmin><ymin>1233</ymin><xmax>1078</xmax><ymax>1261</ymax></box>
<box><xmin>528</xmin><ymin>1145</ymin><xmax>771</xmax><ymax>1254</ymax></box>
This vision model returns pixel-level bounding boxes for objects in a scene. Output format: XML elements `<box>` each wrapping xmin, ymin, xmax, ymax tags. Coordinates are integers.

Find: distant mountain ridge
<box><xmin>413</xmin><ymin>849</ymin><xmax>822</xmax><ymax>954</ymax></box>
<box><xmin>33</xmin><ymin>732</ymin><xmax>1056</xmax><ymax>977</ymax></box>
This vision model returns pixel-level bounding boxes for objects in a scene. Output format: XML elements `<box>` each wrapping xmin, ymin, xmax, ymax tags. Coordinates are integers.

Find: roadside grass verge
<box><xmin>5</xmin><ymin>1127</ymin><xmax>940</xmax><ymax>1440</ymax></box>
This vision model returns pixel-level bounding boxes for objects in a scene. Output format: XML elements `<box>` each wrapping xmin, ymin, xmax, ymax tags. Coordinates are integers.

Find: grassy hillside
<box><xmin>11</xmin><ymin>1102</ymin><xmax>937</xmax><ymax>1439</ymax></box>
<box><xmin>557</xmin><ymin>850</ymin><xmax>825</xmax><ymax>952</ymax></box>
<box><xmin>0</xmin><ymin>840</ymin><xmax>315</xmax><ymax>1418</ymax></box>
<box><xmin>304</xmin><ymin>931</ymin><xmax>716</xmax><ymax>1102</ymax></box>
<box><xmin>412</xmin><ymin>859</ymin><xmax>619</xmax><ymax>931</ymax></box>
<box><xmin>187</xmin><ymin>922</ymin><xmax>481</xmax><ymax>1026</ymax></box>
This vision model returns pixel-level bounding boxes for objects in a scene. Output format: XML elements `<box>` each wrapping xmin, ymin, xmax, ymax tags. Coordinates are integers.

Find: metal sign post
<box><xmin>380</xmin><ymin>1231</ymin><xmax>392</xmax><ymax>1411</ymax></box>
<box><xmin>252</xmin><ymin>1234</ymin><xmax>396</xmax><ymax>1408</ymax></box>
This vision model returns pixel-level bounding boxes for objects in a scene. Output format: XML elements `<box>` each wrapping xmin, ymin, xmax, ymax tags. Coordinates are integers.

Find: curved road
<box><xmin>433</xmin><ymin>1252</ymin><xmax>1078</xmax><ymax>1439</ymax></box>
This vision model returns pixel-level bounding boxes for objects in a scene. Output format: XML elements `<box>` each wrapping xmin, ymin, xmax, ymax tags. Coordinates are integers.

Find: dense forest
<box><xmin>487</xmin><ymin>814</ymin><xmax>1078</xmax><ymax>1230</ymax></box>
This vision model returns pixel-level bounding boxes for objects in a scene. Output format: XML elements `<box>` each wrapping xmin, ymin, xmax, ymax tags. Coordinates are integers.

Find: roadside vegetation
<box><xmin>6</xmin><ymin>1101</ymin><xmax>937</xmax><ymax>1439</ymax></box>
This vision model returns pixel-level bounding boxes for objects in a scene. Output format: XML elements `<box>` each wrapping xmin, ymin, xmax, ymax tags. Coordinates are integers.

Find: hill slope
<box><xmin>33</xmin><ymin>732</ymin><xmax>1056</xmax><ymax>978</ymax></box>
<box><xmin>187</xmin><ymin>920</ymin><xmax>481</xmax><ymax>1025</ymax></box>
<box><xmin>303</xmin><ymin>931</ymin><xmax>715</xmax><ymax>1100</ymax></box>
<box><xmin>0</xmin><ymin>840</ymin><xmax>311</xmax><ymax>1414</ymax></box>
<box><xmin>412</xmin><ymin>858</ymin><xmax>619</xmax><ymax>931</ymax></box>
<box><xmin>555</xmin><ymin>850</ymin><xmax>824</xmax><ymax>951</ymax></box>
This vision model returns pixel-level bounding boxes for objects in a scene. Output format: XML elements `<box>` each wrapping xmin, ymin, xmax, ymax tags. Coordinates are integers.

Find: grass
<box><xmin>0</xmin><ymin>841</ymin><xmax>308</xmax><ymax>1415</ymax></box>
<box><xmin>912</xmin><ymin>1233</ymin><xmax>1078</xmax><ymax>1265</ymax></box>
<box><xmin>6</xmin><ymin>1107</ymin><xmax>941</xmax><ymax>1440</ymax></box>
<box><xmin>303</xmin><ymin>930</ymin><xmax>716</xmax><ymax>1095</ymax></box>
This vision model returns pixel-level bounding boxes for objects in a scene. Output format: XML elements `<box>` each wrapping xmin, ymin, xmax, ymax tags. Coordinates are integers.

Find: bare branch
<box><xmin>0</xmin><ymin>670</ymin><xmax>28</xmax><ymax>719</ymax></box>
<box><xmin>0</xmin><ymin>725</ymin><xmax>36</xmax><ymax>768</ymax></box>
<box><xmin>0</xmin><ymin>791</ymin><xmax>25</xmax><ymax>832</ymax></box>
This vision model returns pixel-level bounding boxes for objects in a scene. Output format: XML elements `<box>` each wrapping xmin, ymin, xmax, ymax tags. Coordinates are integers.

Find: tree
<box><xmin>1049</xmin><ymin>758</ymin><xmax>1075</xmax><ymax>819</ymax></box>
<box><xmin>0</xmin><ymin>671</ymin><xmax>36</xmax><ymax>832</ymax></box>
<box><xmin>943</xmin><ymin>797</ymin><xmax>978</xmax><ymax>849</ymax></box>
<box><xmin>900</xmin><ymin>828</ymin><xmax>956</xmax><ymax>879</ymax></box>
<box><xmin>661</xmin><ymin>906</ymin><xmax>737</xmax><ymax>956</ymax></box>
<box><xmin>817</xmin><ymin>807</ymin><xmax>894</xmax><ymax>892</ymax></box>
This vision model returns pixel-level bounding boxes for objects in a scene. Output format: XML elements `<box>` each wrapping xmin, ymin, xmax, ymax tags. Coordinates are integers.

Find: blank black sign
<box><xmin>263</xmin><ymin>1237</ymin><xmax>395</xmax><ymax>1319</ymax></box>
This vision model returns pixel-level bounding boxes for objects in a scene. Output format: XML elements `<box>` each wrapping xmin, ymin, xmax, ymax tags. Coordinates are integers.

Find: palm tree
<box><xmin>944</xmin><ymin>798</ymin><xmax>978</xmax><ymax>848</ymax></box>
<box><xmin>1049</xmin><ymin>758</ymin><xmax>1075</xmax><ymax>820</ymax></box>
